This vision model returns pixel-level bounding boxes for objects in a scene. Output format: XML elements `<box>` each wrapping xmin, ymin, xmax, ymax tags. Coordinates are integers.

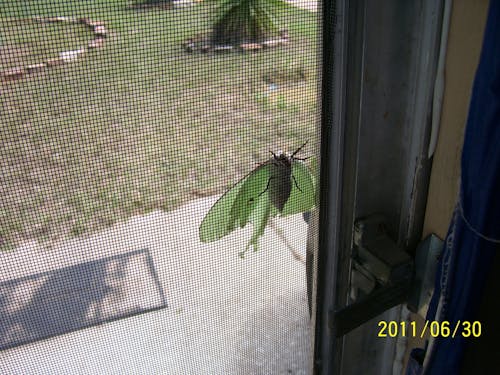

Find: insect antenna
<box><xmin>269</xmin><ymin>150</ymin><xmax>279</xmax><ymax>159</ymax></box>
<box><xmin>291</xmin><ymin>140</ymin><xmax>309</xmax><ymax>158</ymax></box>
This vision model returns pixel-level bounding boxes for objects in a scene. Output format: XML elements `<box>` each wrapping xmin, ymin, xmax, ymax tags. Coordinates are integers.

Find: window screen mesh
<box><xmin>0</xmin><ymin>1</ymin><xmax>319</xmax><ymax>373</ymax></box>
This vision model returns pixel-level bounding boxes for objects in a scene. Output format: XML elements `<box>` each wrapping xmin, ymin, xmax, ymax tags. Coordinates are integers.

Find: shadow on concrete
<box><xmin>0</xmin><ymin>248</ymin><xmax>166</xmax><ymax>351</ymax></box>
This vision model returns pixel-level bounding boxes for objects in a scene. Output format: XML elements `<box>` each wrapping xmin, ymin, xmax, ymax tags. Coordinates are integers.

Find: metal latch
<box><xmin>333</xmin><ymin>214</ymin><xmax>414</xmax><ymax>337</ymax></box>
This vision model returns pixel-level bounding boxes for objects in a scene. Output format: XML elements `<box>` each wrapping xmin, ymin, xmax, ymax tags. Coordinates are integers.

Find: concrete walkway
<box><xmin>0</xmin><ymin>197</ymin><xmax>312</xmax><ymax>374</ymax></box>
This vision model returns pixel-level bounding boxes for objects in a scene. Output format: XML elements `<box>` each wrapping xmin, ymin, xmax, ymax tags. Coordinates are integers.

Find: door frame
<box><xmin>312</xmin><ymin>0</ymin><xmax>445</xmax><ymax>373</ymax></box>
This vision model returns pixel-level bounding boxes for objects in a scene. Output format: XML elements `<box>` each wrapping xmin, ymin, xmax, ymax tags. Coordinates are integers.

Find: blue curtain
<box><xmin>408</xmin><ymin>1</ymin><xmax>500</xmax><ymax>374</ymax></box>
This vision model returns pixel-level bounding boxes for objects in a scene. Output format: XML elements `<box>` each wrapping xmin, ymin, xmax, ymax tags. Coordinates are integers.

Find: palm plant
<box><xmin>211</xmin><ymin>0</ymin><xmax>286</xmax><ymax>45</ymax></box>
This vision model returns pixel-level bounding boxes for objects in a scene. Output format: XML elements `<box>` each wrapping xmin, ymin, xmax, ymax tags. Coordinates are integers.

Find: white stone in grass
<box><xmin>26</xmin><ymin>63</ymin><xmax>46</xmax><ymax>73</ymax></box>
<box><xmin>46</xmin><ymin>58</ymin><xmax>64</xmax><ymax>67</ymax></box>
<box><xmin>88</xmin><ymin>38</ymin><xmax>105</xmax><ymax>49</ymax></box>
<box><xmin>239</xmin><ymin>43</ymin><xmax>262</xmax><ymax>52</ymax></box>
<box><xmin>1</xmin><ymin>67</ymin><xmax>25</xmax><ymax>81</ymax></box>
<box><xmin>213</xmin><ymin>45</ymin><xmax>233</xmax><ymax>53</ymax></box>
<box><xmin>59</xmin><ymin>48</ymin><xmax>86</xmax><ymax>62</ymax></box>
<box><xmin>55</xmin><ymin>16</ymin><xmax>75</xmax><ymax>23</ymax></box>
<box><xmin>94</xmin><ymin>25</ymin><xmax>107</xmax><ymax>36</ymax></box>
<box><xmin>173</xmin><ymin>0</ymin><xmax>194</xmax><ymax>7</ymax></box>
<box><xmin>262</xmin><ymin>30</ymin><xmax>290</xmax><ymax>49</ymax></box>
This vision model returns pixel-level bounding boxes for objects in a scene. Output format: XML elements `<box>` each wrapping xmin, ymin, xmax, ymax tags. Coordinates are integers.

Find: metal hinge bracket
<box><xmin>333</xmin><ymin>214</ymin><xmax>414</xmax><ymax>337</ymax></box>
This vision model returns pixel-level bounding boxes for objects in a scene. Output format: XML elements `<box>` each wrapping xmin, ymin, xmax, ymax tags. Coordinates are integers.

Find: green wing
<box><xmin>243</xmin><ymin>191</ymin><xmax>278</xmax><ymax>256</ymax></box>
<box><xmin>199</xmin><ymin>163</ymin><xmax>272</xmax><ymax>243</ymax></box>
<box><xmin>199</xmin><ymin>158</ymin><xmax>316</xmax><ymax>254</ymax></box>
<box><xmin>281</xmin><ymin>160</ymin><xmax>316</xmax><ymax>216</ymax></box>
<box><xmin>230</xmin><ymin>164</ymin><xmax>271</xmax><ymax>229</ymax></box>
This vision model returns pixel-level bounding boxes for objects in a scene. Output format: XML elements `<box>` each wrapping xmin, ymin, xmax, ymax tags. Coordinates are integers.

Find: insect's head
<box><xmin>270</xmin><ymin>150</ymin><xmax>291</xmax><ymax>165</ymax></box>
<box><xmin>269</xmin><ymin>141</ymin><xmax>309</xmax><ymax>164</ymax></box>
<box><xmin>275</xmin><ymin>150</ymin><xmax>287</xmax><ymax>159</ymax></box>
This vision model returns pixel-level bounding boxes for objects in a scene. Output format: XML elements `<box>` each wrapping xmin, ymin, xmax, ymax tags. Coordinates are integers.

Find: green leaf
<box><xmin>211</xmin><ymin>0</ymin><xmax>287</xmax><ymax>45</ymax></box>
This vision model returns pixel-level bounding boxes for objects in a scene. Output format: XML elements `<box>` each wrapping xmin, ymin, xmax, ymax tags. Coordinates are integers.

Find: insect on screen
<box><xmin>0</xmin><ymin>0</ymin><xmax>320</xmax><ymax>373</ymax></box>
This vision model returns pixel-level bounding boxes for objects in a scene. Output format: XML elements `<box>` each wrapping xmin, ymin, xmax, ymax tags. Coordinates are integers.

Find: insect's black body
<box><xmin>268</xmin><ymin>153</ymin><xmax>294</xmax><ymax>211</ymax></box>
<box><xmin>263</xmin><ymin>141</ymin><xmax>308</xmax><ymax>212</ymax></box>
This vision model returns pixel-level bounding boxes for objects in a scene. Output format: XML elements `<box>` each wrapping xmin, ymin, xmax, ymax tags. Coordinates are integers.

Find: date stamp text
<box><xmin>377</xmin><ymin>320</ymin><xmax>481</xmax><ymax>338</ymax></box>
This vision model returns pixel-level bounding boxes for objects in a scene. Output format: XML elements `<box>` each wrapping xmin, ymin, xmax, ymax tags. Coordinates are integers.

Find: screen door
<box><xmin>0</xmin><ymin>0</ymin><xmax>321</xmax><ymax>373</ymax></box>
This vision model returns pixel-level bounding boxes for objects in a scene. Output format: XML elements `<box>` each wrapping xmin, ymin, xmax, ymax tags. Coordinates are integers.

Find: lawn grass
<box><xmin>0</xmin><ymin>0</ymin><xmax>318</xmax><ymax>251</ymax></box>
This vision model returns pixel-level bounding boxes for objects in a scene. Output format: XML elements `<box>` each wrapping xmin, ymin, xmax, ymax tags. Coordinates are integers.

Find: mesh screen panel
<box><xmin>1</xmin><ymin>1</ymin><xmax>319</xmax><ymax>373</ymax></box>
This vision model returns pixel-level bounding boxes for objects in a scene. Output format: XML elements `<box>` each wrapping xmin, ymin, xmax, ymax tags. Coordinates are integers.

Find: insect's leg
<box><xmin>292</xmin><ymin>175</ymin><xmax>303</xmax><ymax>192</ymax></box>
<box><xmin>248</xmin><ymin>177</ymin><xmax>273</xmax><ymax>205</ymax></box>
<box><xmin>293</xmin><ymin>156</ymin><xmax>311</xmax><ymax>161</ymax></box>
<box><xmin>258</xmin><ymin>177</ymin><xmax>273</xmax><ymax>197</ymax></box>
<box><xmin>239</xmin><ymin>242</ymin><xmax>252</xmax><ymax>258</ymax></box>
